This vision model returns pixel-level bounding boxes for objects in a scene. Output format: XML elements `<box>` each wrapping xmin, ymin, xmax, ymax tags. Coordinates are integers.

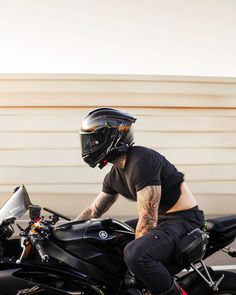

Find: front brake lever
<box><xmin>16</xmin><ymin>235</ymin><xmax>28</xmax><ymax>264</ymax></box>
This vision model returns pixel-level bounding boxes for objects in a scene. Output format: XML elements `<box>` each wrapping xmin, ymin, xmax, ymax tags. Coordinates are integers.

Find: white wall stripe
<box><xmin>0</xmin><ymin>74</ymin><xmax>236</xmax><ymax>216</ymax></box>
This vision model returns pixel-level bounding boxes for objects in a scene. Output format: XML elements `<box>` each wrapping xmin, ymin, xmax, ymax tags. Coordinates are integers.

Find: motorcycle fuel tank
<box><xmin>51</xmin><ymin>218</ymin><xmax>134</xmax><ymax>278</ymax></box>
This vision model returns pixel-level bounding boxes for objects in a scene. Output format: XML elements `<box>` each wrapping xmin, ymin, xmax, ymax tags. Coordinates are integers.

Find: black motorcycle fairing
<box><xmin>0</xmin><ymin>261</ymin><xmax>104</xmax><ymax>295</ymax></box>
<box><xmin>44</xmin><ymin>238</ymin><xmax>124</xmax><ymax>287</ymax></box>
<box><xmin>204</xmin><ymin>215</ymin><xmax>236</xmax><ymax>258</ymax></box>
<box><xmin>0</xmin><ymin>267</ymin><xmax>67</xmax><ymax>295</ymax></box>
<box><xmin>50</xmin><ymin>218</ymin><xmax>134</xmax><ymax>280</ymax></box>
<box><xmin>2</xmin><ymin>236</ymin><xmax>22</xmax><ymax>258</ymax></box>
<box><xmin>206</xmin><ymin>215</ymin><xmax>236</xmax><ymax>239</ymax></box>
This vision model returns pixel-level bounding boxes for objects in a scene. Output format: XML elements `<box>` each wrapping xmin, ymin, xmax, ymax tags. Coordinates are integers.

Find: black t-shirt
<box><xmin>102</xmin><ymin>146</ymin><xmax>184</xmax><ymax>214</ymax></box>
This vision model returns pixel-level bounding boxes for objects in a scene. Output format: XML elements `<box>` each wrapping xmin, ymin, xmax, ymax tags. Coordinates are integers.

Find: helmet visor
<box><xmin>80</xmin><ymin>130</ymin><xmax>107</xmax><ymax>155</ymax></box>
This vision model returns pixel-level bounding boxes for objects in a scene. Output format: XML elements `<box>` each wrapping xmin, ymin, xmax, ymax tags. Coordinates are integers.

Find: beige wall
<box><xmin>0</xmin><ymin>74</ymin><xmax>236</xmax><ymax>217</ymax></box>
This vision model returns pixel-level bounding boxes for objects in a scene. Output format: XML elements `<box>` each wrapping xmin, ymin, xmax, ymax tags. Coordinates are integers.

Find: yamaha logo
<box><xmin>99</xmin><ymin>230</ymin><xmax>108</xmax><ymax>239</ymax></box>
<box><xmin>16</xmin><ymin>285</ymin><xmax>44</xmax><ymax>295</ymax></box>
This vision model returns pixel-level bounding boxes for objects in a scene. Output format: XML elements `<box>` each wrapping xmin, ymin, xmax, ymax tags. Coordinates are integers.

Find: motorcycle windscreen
<box><xmin>0</xmin><ymin>185</ymin><xmax>32</xmax><ymax>224</ymax></box>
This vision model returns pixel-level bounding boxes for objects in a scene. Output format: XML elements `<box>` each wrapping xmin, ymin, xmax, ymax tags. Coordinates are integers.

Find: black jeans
<box><xmin>124</xmin><ymin>207</ymin><xmax>205</xmax><ymax>294</ymax></box>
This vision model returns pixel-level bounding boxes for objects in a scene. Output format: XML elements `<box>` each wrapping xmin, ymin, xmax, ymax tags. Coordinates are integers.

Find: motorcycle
<box><xmin>0</xmin><ymin>185</ymin><xmax>236</xmax><ymax>295</ymax></box>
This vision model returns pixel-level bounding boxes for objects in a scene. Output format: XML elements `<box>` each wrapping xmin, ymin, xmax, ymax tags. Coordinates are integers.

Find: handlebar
<box><xmin>43</xmin><ymin>207</ymin><xmax>71</xmax><ymax>221</ymax></box>
<box><xmin>29</xmin><ymin>235</ymin><xmax>49</xmax><ymax>263</ymax></box>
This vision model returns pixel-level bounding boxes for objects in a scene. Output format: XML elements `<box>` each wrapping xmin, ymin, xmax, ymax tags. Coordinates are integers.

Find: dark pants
<box><xmin>124</xmin><ymin>207</ymin><xmax>205</xmax><ymax>294</ymax></box>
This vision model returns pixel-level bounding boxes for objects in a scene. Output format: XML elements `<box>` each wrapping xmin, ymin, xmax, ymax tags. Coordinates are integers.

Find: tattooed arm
<box><xmin>135</xmin><ymin>185</ymin><xmax>161</xmax><ymax>239</ymax></box>
<box><xmin>75</xmin><ymin>191</ymin><xmax>119</xmax><ymax>220</ymax></box>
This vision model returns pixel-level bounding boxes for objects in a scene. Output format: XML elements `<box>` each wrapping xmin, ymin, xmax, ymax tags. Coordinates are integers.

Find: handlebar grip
<box><xmin>30</xmin><ymin>235</ymin><xmax>49</xmax><ymax>263</ymax></box>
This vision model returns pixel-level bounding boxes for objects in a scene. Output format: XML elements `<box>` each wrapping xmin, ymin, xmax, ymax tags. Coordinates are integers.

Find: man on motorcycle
<box><xmin>76</xmin><ymin>108</ymin><xmax>205</xmax><ymax>295</ymax></box>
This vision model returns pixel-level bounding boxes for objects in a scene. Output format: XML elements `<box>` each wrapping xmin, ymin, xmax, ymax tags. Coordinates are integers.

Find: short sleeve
<box><xmin>102</xmin><ymin>172</ymin><xmax>117</xmax><ymax>195</ymax></box>
<box><xmin>132</xmin><ymin>155</ymin><xmax>162</xmax><ymax>192</ymax></box>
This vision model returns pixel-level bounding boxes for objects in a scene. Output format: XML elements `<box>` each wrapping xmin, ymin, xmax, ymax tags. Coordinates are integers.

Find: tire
<box><xmin>207</xmin><ymin>271</ymin><xmax>236</xmax><ymax>295</ymax></box>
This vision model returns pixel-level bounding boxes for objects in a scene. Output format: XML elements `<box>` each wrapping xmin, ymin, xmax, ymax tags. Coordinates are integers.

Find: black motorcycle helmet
<box><xmin>80</xmin><ymin>108</ymin><xmax>137</xmax><ymax>168</ymax></box>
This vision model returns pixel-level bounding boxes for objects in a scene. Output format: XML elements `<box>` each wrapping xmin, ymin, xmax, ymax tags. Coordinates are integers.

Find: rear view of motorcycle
<box><xmin>0</xmin><ymin>185</ymin><xmax>236</xmax><ymax>295</ymax></box>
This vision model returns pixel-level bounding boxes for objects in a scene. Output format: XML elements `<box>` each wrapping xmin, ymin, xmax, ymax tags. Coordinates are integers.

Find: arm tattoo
<box><xmin>75</xmin><ymin>191</ymin><xmax>119</xmax><ymax>220</ymax></box>
<box><xmin>135</xmin><ymin>185</ymin><xmax>161</xmax><ymax>238</ymax></box>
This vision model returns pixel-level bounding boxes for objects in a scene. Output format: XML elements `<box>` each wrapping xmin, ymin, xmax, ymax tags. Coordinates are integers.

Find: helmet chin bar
<box><xmin>97</xmin><ymin>131</ymin><xmax>125</xmax><ymax>169</ymax></box>
<box><xmin>98</xmin><ymin>149</ymin><xmax>119</xmax><ymax>169</ymax></box>
<box><xmin>98</xmin><ymin>159</ymin><xmax>108</xmax><ymax>169</ymax></box>
<box><xmin>98</xmin><ymin>143</ymin><xmax>134</xmax><ymax>169</ymax></box>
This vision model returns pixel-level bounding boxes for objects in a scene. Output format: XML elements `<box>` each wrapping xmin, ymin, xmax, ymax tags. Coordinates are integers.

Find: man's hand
<box><xmin>75</xmin><ymin>191</ymin><xmax>119</xmax><ymax>220</ymax></box>
<box><xmin>135</xmin><ymin>185</ymin><xmax>161</xmax><ymax>238</ymax></box>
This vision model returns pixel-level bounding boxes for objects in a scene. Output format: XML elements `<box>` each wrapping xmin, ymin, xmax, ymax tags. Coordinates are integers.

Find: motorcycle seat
<box><xmin>206</xmin><ymin>215</ymin><xmax>236</xmax><ymax>240</ymax></box>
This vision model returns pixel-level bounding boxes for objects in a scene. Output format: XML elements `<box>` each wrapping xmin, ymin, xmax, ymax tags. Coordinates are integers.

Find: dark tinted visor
<box><xmin>81</xmin><ymin>131</ymin><xmax>106</xmax><ymax>155</ymax></box>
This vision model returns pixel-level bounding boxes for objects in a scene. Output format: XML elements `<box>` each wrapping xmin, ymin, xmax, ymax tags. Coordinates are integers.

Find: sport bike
<box><xmin>0</xmin><ymin>185</ymin><xmax>236</xmax><ymax>295</ymax></box>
